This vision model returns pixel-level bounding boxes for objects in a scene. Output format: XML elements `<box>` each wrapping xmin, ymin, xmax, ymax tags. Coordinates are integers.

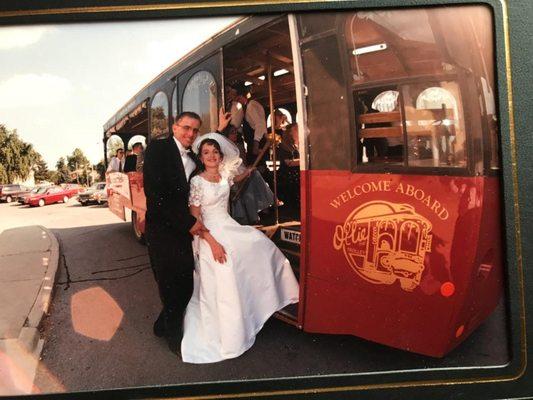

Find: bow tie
<box><xmin>180</xmin><ymin>149</ymin><xmax>191</xmax><ymax>157</ymax></box>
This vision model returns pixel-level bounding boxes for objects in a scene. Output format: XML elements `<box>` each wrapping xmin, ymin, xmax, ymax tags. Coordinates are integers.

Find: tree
<box><xmin>52</xmin><ymin>157</ymin><xmax>70</xmax><ymax>184</ymax></box>
<box><xmin>33</xmin><ymin>153</ymin><xmax>51</xmax><ymax>183</ymax></box>
<box><xmin>0</xmin><ymin>164</ymin><xmax>7</xmax><ymax>184</ymax></box>
<box><xmin>95</xmin><ymin>159</ymin><xmax>106</xmax><ymax>181</ymax></box>
<box><xmin>0</xmin><ymin>124</ymin><xmax>39</xmax><ymax>184</ymax></box>
<box><xmin>67</xmin><ymin>148</ymin><xmax>90</xmax><ymax>171</ymax></box>
<box><xmin>150</xmin><ymin>107</ymin><xmax>168</xmax><ymax>140</ymax></box>
<box><xmin>67</xmin><ymin>148</ymin><xmax>91</xmax><ymax>185</ymax></box>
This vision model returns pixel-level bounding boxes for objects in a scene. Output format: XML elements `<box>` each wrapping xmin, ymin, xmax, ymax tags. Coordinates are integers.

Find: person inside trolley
<box><xmin>277</xmin><ymin>122</ymin><xmax>300</xmax><ymax>212</ymax></box>
<box><xmin>218</xmin><ymin>92</ymin><xmax>274</xmax><ymax>225</ymax></box>
<box><xmin>106</xmin><ymin>148</ymin><xmax>125</xmax><ymax>173</ymax></box>
<box><xmin>227</xmin><ymin>81</ymin><xmax>271</xmax><ymax>179</ymax></box>
<box><xmin>123</xmin><ymin>142</ymin><xmax>144</xmax><ymax>173</ymax></box>
<box><xmin>217</xmin><ymin>108</ymin><xmax>274</xmax><ymax>225</ymax></box>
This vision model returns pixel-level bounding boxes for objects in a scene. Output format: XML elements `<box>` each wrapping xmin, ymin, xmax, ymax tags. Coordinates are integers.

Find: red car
<box><xmin>0</xmin><ymin>184</ymin><xmax>31</xmax><ymax>203</ymax></box>
<box><xmin>27</xmin><ymin>186</ymin><xmax>72</xmax><ymax>207</ymax></box>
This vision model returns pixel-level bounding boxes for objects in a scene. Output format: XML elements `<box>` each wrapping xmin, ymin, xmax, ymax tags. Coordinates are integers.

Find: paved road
<box><xmin>0</xmin><ymin>201</ymin><xmax>510</xmax><ymax>396</ymax></box>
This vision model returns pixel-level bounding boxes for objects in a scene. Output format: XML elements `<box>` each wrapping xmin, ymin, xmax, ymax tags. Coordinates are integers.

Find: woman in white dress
<box><xmin>181</xmin><ymin>133</ymin><xmax>299</xmax><ymax>363</ymax></box>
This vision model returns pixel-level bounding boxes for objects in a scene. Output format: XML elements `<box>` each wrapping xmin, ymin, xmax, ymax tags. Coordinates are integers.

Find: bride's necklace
<box><xmin>203</xmin><ymin>171</ymin><xmax>221</xmax><ymax>182</ymax></box>
<box><xmin>203</xmin><ymin>170</ymin><xmax>223</xmax><ymax>196</ymax></box>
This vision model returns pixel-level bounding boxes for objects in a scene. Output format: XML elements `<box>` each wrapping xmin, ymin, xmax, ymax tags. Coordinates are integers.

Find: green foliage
<box><xmin>106</xmin><ymin>135</ymin><xmax>124</xmax><ymax>162</ymax></box>
<box><xmin>65</xmin><ymin>148</ymin><xmax>91</xmax><ymax>185</ymax></box>
<box><xmin>0</xmin><ymin>124</ymin><xmax>39</xmax><ymax>184</ymax></box>
<box><xmin>151</xmin><ymin>106</ymin><xmax>169</xmax><ymax>139</ymax></box>
<box><xmin>0</xmin><ymin>123</ymin><xmax>99</xmax><ymax>187</ymax></box>
<box><xmin>0</xmin><ymin>164</ymin><xmax>7</xmax><ymax>184</ymax></box>
<box><xmin>95</xmin><ymin>159</ymin><xmax>106</xmax><ymax>181</ymax></box>
<box><xmin>52</xmin><ymin>157</ymin><xmax>70</xmax><ymax>185</ymax></box>
<box><xmin>33</xmin><ymin>152</ymin><xmax>51</xmax><ymax>183</ymax></box>
<box><xmin>67</xmin><ymin>148</ymin><xmax>90</xmax><ymax>171</ymax></box>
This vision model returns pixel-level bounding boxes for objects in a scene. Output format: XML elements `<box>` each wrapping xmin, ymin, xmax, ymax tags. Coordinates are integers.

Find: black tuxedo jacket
<box><xmin>143</xmin><ymin>136</ymin><xmax>198</xmax><ymax>237</ymax></box>
<box><xmin>123</xmin><ymin>154</ymin><xmax>137</xmax><ymax>173</ymax></box>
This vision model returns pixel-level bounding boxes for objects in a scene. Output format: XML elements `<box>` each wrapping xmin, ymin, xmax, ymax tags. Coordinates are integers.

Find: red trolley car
<box><xmin>104</xmin><ymin>5</ymin><xmax>502</xmax><ymax>357</ymax></box>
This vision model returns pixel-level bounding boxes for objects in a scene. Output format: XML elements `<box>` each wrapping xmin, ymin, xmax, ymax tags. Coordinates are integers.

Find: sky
<box><xmin>0</xmin><ymin>16</ymin><xmax>239</xmax><ymax>169</ymax></box>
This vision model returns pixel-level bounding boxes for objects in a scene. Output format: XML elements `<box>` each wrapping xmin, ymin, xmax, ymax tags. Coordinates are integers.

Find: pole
<box><xmin>267</xmin><ymin>54</ymin><xmax>279</xmax><ymax>225</ymax></box>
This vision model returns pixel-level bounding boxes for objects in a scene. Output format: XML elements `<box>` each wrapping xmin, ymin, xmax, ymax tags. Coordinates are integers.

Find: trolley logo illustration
<box><xmin>333</xmin><ymin>201</ymin><xmax>433</xmax><ymax>292</ymax></box>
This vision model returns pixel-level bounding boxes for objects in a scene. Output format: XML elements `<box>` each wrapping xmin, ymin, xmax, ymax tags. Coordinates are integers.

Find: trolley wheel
<box><xmin>80</xmin><ymin>201</ymin><xmax>88</xmax><ymax>206</ymax></box>
<box><xmin>63</xmin><ymin>196</ymin><xmax>69</xmax><ymax>204</ymax></box>
<box><xmin>38</xmin><ymin>199</ymin><xmax>45</xmax><ymax>207</ymax></box>
<box><xmin>6</xmin><ymin>195</ymin><xmax>12</xmax><ymax>203</ymax></box>
<box><xmin>131</xmin><ymin>210</ymin><xmax>145</xmax><ymax>245</ymax></box>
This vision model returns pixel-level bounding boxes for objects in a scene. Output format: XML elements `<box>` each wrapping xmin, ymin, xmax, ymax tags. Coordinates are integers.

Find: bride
<box><xmin>180</xmin><ymin>133</ymin><xmax>299</xmax><ymax>363</ymax></box>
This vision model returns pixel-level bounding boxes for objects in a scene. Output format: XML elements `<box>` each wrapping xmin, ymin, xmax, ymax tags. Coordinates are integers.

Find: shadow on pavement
<box><xmin>32</xmin><ymin>221</ymin><xmax>511</xmax><ymax>395</ymax></box>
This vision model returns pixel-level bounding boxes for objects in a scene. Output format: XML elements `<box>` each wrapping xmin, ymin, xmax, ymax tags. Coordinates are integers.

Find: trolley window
<box><xmin>182</xmin><ymin>70</ymin><xmax>218</xmax><ymax>135</ymax></box>
<box><xmin>150</xmin><ymin>91</ymin><xmax>169</xmax><ymax>140</ymax></box>
<box><xmin>355</xmin><ymin>81</ymin><xmax>467</xmax><ymax>168</ymax></box>
<box><xmin>403</xmin><ymin>82</ymin><xmax>466</xmax><ymax>168</ymax></box>
<box><xmin>345</xmin><ymin>8</ymin><xmax>488</xmax><ymax>170</ymax></box>
<box><xmin>106</xmin><ymin>135</ymin><xmax>125</xmax><ymax>162</ymax></box>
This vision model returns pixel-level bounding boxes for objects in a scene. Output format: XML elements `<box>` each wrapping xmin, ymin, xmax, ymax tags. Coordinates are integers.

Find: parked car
<box><xmin>16</xmin><ymin>186</ymin><xmax>52</xmax><ymax>204</ymax></box>
<box><xmin>77</xmin><ymin>182</ymin><xmax>106</xmax><ymax>206</ymax></box>
<box><xmin>27</xmin><ymin>186</ymin><xmax>72</xmax><ymax>207</ymax></box>
<box><xmin>0</xmin><ymin>184</ymin><xmax>31</xmax><ymax>203</ymax></box>
<box><xmin>94</xmin><ymin>185</ymin><xmax>108</xmax><ymax>205</ymax></box>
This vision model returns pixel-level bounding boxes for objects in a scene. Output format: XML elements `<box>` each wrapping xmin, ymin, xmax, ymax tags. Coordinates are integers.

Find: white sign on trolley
<box><xmin>108</xmin><ymin>172</ymin><xmax>131</xmax><ymax>201</ymax></box>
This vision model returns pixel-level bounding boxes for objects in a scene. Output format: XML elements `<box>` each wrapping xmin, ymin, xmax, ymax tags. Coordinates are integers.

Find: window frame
<box><xmin>350</xmin><ymin>72</ymin><xmax>475</xmax><ymax>177</ymax></box>
<box><xmin>181</xmin><ymin>70</ymin><xmax>219</xmax><ymax>135</ymax></box>
<box><xmin>171</xmin><ymin>83</ymin><xmax>178</xmax><ymax>122</ymax></box>
<box><xmin>177</xmin><ymin>51</ymin><xmax>222</xmax><ymax>134</ymax></box>
<box><xmin>149</xmin><ymin>90</ymin><xmax>170</xmax><ymax>140</ymax></box>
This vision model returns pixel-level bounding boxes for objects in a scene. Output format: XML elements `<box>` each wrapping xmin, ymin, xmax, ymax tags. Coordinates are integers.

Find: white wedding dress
<box><xmin>181</xmin><ymin>174</ymin><xmax>299</xmax><ymax>363</ymax></box>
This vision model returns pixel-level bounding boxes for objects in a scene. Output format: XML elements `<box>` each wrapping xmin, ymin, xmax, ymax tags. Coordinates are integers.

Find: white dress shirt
<box><xmin>230</xmin><ymin>101</ymin><xmax>244</xmax><ymax>130</ymax></box>
<box><xmin>174</xmin><ymin>136</ymin><xmax>195</xmax><ymax>180</ymax></box>
<box><xmin>244</xmin><ymin>99</ymin><xmax>267</xmax><ymax>142</ymax></box>
<box><xmin>107</xmin><ymin>156</ymin><xmax>125</xmax><ymax>173</ymax></box>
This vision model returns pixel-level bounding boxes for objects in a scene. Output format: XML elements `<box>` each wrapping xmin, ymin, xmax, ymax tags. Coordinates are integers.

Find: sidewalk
<box><xmin>0</xmin><ymin>225</ymin><xmax>60</xmax><ymax>395</ymax></box>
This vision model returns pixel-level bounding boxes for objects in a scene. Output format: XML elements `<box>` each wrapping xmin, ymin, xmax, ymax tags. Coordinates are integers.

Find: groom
<box><xmin>143</xmin><ymin>111</ymin><xmax>207</xmax><ymax>354</ymax></box>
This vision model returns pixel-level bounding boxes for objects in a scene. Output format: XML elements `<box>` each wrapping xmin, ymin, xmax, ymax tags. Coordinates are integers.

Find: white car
<box><xmin>77</xmin><ymin>182</ymin><xmax>107</xmax><ymax>206</ymax></box>
<box><xmin>94</xmin><ymin>185</ymin><xmax>108</xmax><ymax>205</ymax></box>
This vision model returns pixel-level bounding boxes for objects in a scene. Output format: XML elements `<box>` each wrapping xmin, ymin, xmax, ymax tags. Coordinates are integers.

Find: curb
<box><xmin>18</xmin><ymin>225</ymin><xmax>60</xmax><ymax>357</ymax></box>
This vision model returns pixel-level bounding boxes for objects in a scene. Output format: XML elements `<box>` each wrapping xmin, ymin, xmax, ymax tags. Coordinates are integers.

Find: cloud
<box><xmin>0</xmin><ymin>73</ymin><xmax>73</xmax><ymax>108</ymax></box>
<box><xmin>0</xmin><ymin>26</ymin><xmax>54</xmax><ymax>50</ymax></box>
<box><xmin>136</xmin><ymin>17</ymin><xmax>237</xmax><ymax>78</ymax></box>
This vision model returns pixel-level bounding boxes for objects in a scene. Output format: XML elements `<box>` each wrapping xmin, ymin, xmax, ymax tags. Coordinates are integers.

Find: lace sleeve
<box><xmin>189</xmin><ymin>176</ymin><xmax>203</xmax><ymax>206</ymax></box>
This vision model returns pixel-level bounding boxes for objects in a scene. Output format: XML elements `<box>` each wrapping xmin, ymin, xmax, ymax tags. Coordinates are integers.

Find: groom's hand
<box><xmin>210</xmin><ymin>241</ymin><xmax>227</xmax><ymax>264</ymax></box>
<box><xmin>189</xmin><ymin>220</ymin><xmax>208</xmax><ymax>236</ymax></box>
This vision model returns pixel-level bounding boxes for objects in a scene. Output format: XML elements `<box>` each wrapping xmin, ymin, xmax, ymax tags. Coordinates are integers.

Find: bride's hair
<box><xmin>190</xmin><ymin>138</ymin><xmax>224</xmax><ymax>178</ymax></box>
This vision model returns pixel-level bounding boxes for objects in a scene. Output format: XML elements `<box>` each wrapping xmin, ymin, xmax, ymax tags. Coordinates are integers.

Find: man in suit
<box><xmin>143</xmin><ymin>111</ymin><xmax>207</xmax><ymax>354</ymax></box>
<box><xmin>106</xmin><ymin>148</ymin><xmax>125</xmax><ymax>173</ymax></box>
<box><xmin>123</xmin><ymin>142</ymin><xmax>143</xmax><ymax>173</ymax></box>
